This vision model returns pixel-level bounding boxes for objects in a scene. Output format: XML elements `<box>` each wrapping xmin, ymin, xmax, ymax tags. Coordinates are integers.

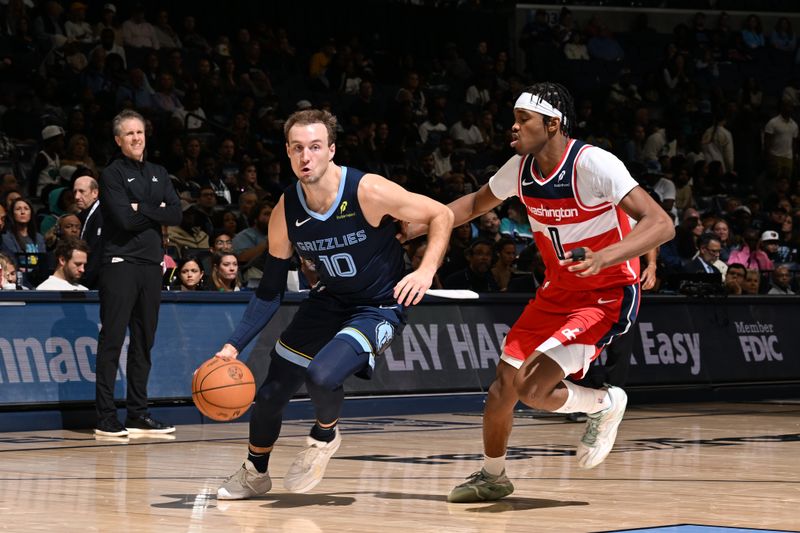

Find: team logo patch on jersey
<box><xmin>374</xmin><ymin>321</ymin><xmax>395</xmax><ymax>354</ymax></box>
<box><xmin>336</xmin><ymin>200</ymin><xmax>355</xmax><ymax>220</ymax></box>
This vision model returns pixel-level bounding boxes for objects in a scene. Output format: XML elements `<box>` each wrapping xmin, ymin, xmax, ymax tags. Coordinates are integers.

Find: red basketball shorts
<box><xmin>502</xmin><ymin>282</ymin><xmax>640</xmax><ymax>379</ymax></box>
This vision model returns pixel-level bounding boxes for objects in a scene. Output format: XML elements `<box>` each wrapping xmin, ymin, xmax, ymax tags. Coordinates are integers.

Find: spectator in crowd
<box><xmin>476</xmin><ymin>210</ymin><xmax>502</xmax><ymax>242</ymax></box>
<box><xmin>92</xmin><ymin>27</ymin><xmax>127</xmax><ymax>68</ymax></box>
<box><xmin>62</xmin><ymin>134</ymin><xmax>98</xmax><ymax>177</ymax></box>
<box><xmin>210</xmin><ymin>252</ymin><xmax>240</xmax><ymax>291</ymax></box>
<box><xmin>94</xmin><ymin>3</ymin><xmax>121</xmax><ymax>44</ymax></box>
<box><xmin>164</xmin><ymin>255</ymin><xmax>205</xmax><ymax>291</ymax></box>
<box><xmin>728</xmin><ymin>228</ymin><xmax>773</xmax><ymax>271</ymax></box>
<box><xmin>73</xmin><ymin>175</ymin><xmax>102</xmax><ymax>289</ymax></box>
<box><xmin>763</xmin><ymin>99</ymin><xmax>799</xmax><ymax>181</ymax></box>
<box><xmin>759</xmin><ymin>229</ymin><xmax>782</xmax><ymax>265</ymax></box>
<box><xmin>168</xmin><ymin>202</ymin><xmax>210</xmax><ymax>252</ymax></box>
<box><xmin>432</xmin><ymin>135</ymin><xmax>454</xmax><ymax>178</ymax></box>
<box><xmin>36</xmin><ymin>238</ymin><xmax>89</xmax><ymax>291</ymax></box>
<box><xmin>1</xmin><ymin>198</ymin><xmax>46</xmax><ymax>275</ymax></box>
<box><xmin>701</xmin><ymin>112</ymin><xmax>734</xmax><ymax>174</ymax></box>
<box><xmin>491</xmin><ymin>238</ymin><xmax>517</xmax><ymax>292</ymax></box>
<box><xmin>499</xmin><ymin>197</ymin><xmax>533</xmax><ymax>247</ymax></box>
<box><xmin>768</xmin><ymin>264</ymin><xmax>795</xmax><ymax>295</ymax></box>
<box><xmin>0</xmin><ymin>203</ymin><xmax>6</xmax><ymax>234</ymax></box>
<box><xmin>153</xmin><ymin>8</ymin><xmax>181</xmax><ymax>49</ymax></box>
<box><xmin>443</xmin><ymin>239</ymin><xmax>499</xmax><ymax>292</ymax></box>
<box><xmin>122</xmin><ymin>4</ymin><xmax>159</xmax><ymax>50</ymax></box>
<box><xmin>641</xmin><ymin>160</ymin><xmax>677</xmax><ymax>221</ymax></box>
<box><xmin>30</xmin><ymin>125</ymin><xmax>65</xmax><ymax>200</ymax></box>
<box><xmin>44</xmin><ymin>212</ymin><xmax>81</xmax><ymax>251</ymax></box>
<box><xmin>419</xmin><ymin>109</ymin><xmax>448</xmax><ymax>146</ymax></box>
<box><xmin>725</xmin><ymin>262</ymin><xmax>746</xmax><ymax>295</ymax></box>
<box><xmin>769</xmin><ymin>17</ymin><xmax>796</xmax><ymax>55</ymax></box>
<box><xmin>741</xmin><ymin>14</ymin><xmax>765</xmax><ymax>50</ymax></box>
<box><xmin>712</xmin><ymin>219</ymin><xmax>734</xmax><ymax>262</ymax></box>
<box><xmin>232</xmin><ymin>200</ymin><xmax>272</xmax><ymax>281</ymax></box>
<box><xmin>684</xmin><ymin>233</ymin><xmax>722</xmax><ymax>278</ymax></box>
<box><xmin>0</xmin><ymin>252</ymin><xmax>23</xmax><ymax>289</ymax></box>
<box><xmin>64</xmin><ymin>2</ymin><xmax>94</xmax><ymax>44</ymax></box>
<box><xmin>742</xmin><ymin>268</ymin><xmax>761</xmax><ymax>295</ymax></box>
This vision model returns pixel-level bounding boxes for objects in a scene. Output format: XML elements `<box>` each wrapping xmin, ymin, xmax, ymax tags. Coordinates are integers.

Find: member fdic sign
<box><xmin>0</xmin><ymin>294</ymin><xmax>797</xmax><ymax>405</ymax></box>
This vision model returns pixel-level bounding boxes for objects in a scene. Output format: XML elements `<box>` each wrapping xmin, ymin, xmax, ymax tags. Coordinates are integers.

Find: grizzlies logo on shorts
<box><xmin>374</xmin><ymin>321</ymin><xmax>395</xmax><ymax>354</ymax></box>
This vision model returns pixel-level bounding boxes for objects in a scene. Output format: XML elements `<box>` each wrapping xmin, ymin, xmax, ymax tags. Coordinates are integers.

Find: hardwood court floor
<box><xmin>0</xmin><ymin>402</ymin><xmax>798</xmax><ymax>533</ymax></box>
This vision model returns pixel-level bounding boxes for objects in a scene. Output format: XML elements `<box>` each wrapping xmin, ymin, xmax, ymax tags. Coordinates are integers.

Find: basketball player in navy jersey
<box><xmin>215</xmin><ymin>109</ymin><xmax>453</xmax><ymax>499</ymax></box>
<box><xmin>409</xmin><ymin>82</ymin><xmax>674</xmax><ymax>502</ymax></box>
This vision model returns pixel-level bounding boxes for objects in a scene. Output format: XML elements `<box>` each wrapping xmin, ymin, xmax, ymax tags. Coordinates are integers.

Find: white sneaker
<box><xmin>576</xmin><ymin>386</ymin><xmax>627</xmax><ymax>469</ymax></box>
<box><xmin>283</xmin><ymin>428</ymin><xmax>341</xmax><ymax>493</ymax></box>
<box><xmin>217</xmin><ymin>460</ymin><xmax>272</xmax><ymax>500</ymax></box>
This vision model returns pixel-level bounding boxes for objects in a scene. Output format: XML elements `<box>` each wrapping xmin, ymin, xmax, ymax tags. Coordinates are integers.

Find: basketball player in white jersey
<box><xmin>410</xmin><ymin>82</ymin><xmax>675</xmax><ymax>502</ymax></box>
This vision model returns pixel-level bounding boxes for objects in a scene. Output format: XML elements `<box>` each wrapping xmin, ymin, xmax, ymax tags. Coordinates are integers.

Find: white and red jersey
<box><xmin>489</xmin><ymin>139</ymin><xmax>640</xmax><ymax>291</ymax></box>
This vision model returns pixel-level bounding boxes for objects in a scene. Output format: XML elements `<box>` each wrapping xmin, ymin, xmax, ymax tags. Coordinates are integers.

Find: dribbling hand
<box><xmin>215</xmin><ymin>343</ymin><xmax>239</xmax><ymax>360</ymax></box>
<box><xmin>559</xmin><ymin>247</ymin><xmax>607</xmax><ymax>277</ymax></box>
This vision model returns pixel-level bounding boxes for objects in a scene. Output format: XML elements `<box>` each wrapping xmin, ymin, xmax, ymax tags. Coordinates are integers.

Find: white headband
<box><xmin>514</xmin><ymin>92</ymin><xmax>567</xmax><ymax>126</ymax></box>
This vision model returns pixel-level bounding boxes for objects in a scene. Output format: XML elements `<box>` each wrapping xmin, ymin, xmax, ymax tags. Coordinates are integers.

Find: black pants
<box><xmin>95</xmin><ymin>262</ymin><xmax>162</xmax><ymax>422</ymax></box>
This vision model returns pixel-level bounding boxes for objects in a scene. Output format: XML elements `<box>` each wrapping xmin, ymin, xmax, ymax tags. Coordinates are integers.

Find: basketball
<box><xmin>191</xmin><ymin>357</ymin><xmax>256</xmax><ymax>421</ymax></box>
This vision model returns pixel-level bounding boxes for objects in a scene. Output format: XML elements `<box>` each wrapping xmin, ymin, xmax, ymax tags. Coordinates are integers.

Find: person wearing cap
<box><xmin>727</xmin><ymin>227</ymin><xmax>773</xmax><ymax>271</ymax></box>
<box><xmin>94</xmin><ymin>3</ymin><xmax>123</xmax><ymax>46</ymax></box>
<box><xmin>759</xmin><ymin>229</ymin><xmax>782</xmax><ymax>264</ymax></box>
<box><xmin>94</xmin><ymin>109</ymin><xmax>181</xmax><ymax>438</ymax></box>
<box><xmin>406</xmin><ymin>81</ymin><xmax>674</xmax><ymax>502</ymax></box>
<box><xmin>29</xmin><ymin>125</ymin><xmax>65</xmax><ymax>200</ymax></box>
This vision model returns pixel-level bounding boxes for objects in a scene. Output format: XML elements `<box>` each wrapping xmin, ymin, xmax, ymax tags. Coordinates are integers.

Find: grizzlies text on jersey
<box><xmin>284</xmin><ymin>166</ymin><xmax>406</xmax><ymax>304</ymax></box>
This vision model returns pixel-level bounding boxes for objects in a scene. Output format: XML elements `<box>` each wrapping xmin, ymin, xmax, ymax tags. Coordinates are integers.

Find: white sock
<box><xmin>553</xmin><ymin>381</ymin><xmax>611</xmax><ymax>414</ymax></box>
<box><xmin>483</xmin><ymin>454</ymin><xmax>506</xmax><ymax>476</ymax></box>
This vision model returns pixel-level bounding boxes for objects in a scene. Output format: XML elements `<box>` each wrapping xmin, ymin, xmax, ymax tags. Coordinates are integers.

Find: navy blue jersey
<box><xmin>284</xmin><ymin>167</ymin><xmax>405</xmax><ymax>304</ymax></box>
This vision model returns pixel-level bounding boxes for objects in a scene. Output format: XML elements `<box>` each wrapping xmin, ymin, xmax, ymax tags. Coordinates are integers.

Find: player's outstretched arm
<box><xmin>403</xmin><ymin>183</ymin><xmax>504</xmax><ymax>241</ymax></box>
<box><xmin>215</xmin><ymin>199</ymin><xmax>293</xmax><ymax>359</ymax></box>
<box><xmin>360</xmin><ymin>174</ymin><xmax>454</xmax><ymax>306</ymax></box>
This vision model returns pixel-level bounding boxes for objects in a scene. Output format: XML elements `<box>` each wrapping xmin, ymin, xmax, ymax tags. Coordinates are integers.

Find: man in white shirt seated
<box><xmin>36</xmin><ymin>239</ymin><xmax>90</xmax><ymax>291</ymax></box>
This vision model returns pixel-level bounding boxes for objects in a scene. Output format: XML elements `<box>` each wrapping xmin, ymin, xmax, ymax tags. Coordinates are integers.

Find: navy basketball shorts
<box><xmin>274</xmin><ymin>289</ymin><xmax>407</xmax><ymax>378</ymax></box>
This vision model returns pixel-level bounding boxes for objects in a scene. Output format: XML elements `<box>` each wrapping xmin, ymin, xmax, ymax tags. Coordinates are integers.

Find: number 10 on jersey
<box><xmin>318</xmin><ymin>253</ymin><xmax>357</xmax><ymax>277</ymax></box>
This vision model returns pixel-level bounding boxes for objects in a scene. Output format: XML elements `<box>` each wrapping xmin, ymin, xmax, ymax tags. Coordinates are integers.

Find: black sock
<box><xmin>247</xmin><ymin>450</ymin><xmax>270</xmax><ymax>473</ymax></box>
<box><xmin>310</xmin><ymin>422</ymin><xmax>337</xmax><ymax>443</ymax></box>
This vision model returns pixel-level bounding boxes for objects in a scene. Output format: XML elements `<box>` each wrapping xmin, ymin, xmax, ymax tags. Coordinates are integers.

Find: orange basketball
<box><xmin>191</xmin><ymin>357</ymin><xmax>256</xmax><ymax>421</ymax></box>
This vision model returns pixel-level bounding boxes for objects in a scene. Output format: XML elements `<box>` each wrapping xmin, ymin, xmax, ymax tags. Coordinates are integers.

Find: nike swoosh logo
<box><xmin>521</xmin><ymin>179</ymin><xmax>535</xmax><ymax>186</ymax></box>
<box><xmin>127</xmin><ymin>178</ymin><xmax>135</xmax><ymax>182</ymax></box>
<box><xmin>379</xmin><ymin>305</ymin><xmax>398</xmax><ymax>310</ymax></box>
<box><xmin>295</xmin><ymin>217</ymin><xmax>312</xmax><ymax>227</ymax></box>
<box><xmin>597</xmin><ymin>298</ymin><xmax>617</xmax><ymax>305</ymax></box>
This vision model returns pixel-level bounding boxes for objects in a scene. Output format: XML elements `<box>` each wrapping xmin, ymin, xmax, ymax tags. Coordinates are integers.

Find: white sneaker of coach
<box><xmin>576</xmin><ymin>386</ymin><xmax>628</xmax><ymax>469</ymax></box>
<box><xmin>283</xmin><ymin>428</ymin><xmax>342</xmax><ymax>493</ymax></box>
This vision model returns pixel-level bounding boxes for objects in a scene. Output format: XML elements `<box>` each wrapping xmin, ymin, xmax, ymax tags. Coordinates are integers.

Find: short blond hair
<box><xmin>283</xmin><ymin>109</ymin><xmax>338</xmax><ymax>146</ymax></box>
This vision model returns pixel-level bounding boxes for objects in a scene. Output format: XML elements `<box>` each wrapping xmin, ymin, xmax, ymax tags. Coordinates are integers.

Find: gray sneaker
<box><xmin>217</xmin><ymin>460</ymin><xmax>272</xmax><ymax>500</ymax></box>
<box><xmin>283</xmin><ymin>428</ymin><xmax>341</xmax><ymax>493</ymax></box>
<box><xmin>576</xmin><ymin>386</ymin><xmax>627</xmax><ymax>469</ymax></box>
<box><xmin>447</xmin><ymin>468</ymin><xmax>514</xmax><ymax>503</ymax></box>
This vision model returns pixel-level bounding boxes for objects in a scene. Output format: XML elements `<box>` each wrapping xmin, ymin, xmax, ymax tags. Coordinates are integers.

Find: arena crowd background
<box><xmin>1</xmin><ymin>0</ymin><xmax>800</xmax><ymax>296</ymax></box>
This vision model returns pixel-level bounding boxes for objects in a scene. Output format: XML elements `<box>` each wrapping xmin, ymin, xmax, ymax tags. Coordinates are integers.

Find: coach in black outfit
<box><xmin>94</xmin><ymin>109</ymin><xmax>182</xmax><ymax>438</ymax></box>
